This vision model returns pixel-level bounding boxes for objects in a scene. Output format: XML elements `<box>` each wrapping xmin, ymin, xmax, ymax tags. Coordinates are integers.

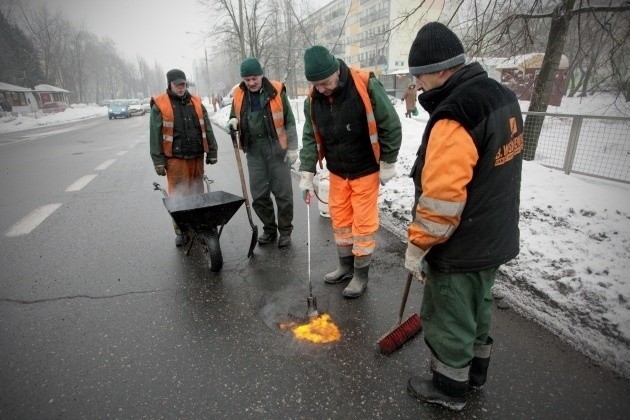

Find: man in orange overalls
<box><xmin>149</xmin><ymin>69</ymin><xmax>219</xmax><ymax>246</ymax></box>
<box><xmin>298</xmin><ymin>46</ymin><xmax>402</xmax><ymax>298</ymax></box>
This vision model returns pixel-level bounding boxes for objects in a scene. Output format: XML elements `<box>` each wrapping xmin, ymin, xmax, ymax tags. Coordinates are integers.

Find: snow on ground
<box><xmin>3</xmin><ymin>92</ymin><xmax>629</xmax><ymax>378</ymax></box>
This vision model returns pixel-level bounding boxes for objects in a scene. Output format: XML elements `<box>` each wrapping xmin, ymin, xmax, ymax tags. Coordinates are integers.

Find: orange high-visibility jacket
<box><xmin>309</xmin><ymin>68</ymin><xmax>380</xmax><ymax>169</ymax></box>
<box><xmin>233</xmin><ymin>80</ymin><xmax>288</xmax><ymax>151</ymax></box>
<box><xmin>152</xmin><ymin>93</ymin><xmax>209</xmax><ymax>157</ymax></box>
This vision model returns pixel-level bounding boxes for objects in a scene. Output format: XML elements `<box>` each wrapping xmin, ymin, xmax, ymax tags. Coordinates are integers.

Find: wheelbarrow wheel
<box><xmin>201</xmin><ymin>229</ymin><xmax>223</xmax><ymax>272</ymax></box>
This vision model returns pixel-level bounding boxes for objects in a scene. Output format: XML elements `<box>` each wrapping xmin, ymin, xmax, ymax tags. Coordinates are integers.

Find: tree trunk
<box><xmin>523</xmin><ymin>0</ymin><xmax>575</xmax><ymax>160</ymax></box>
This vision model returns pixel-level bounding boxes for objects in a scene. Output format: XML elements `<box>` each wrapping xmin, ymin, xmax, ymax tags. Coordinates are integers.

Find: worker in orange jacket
<box><xmin>404</xmin><ymin>22</ymin><xmax>523</xmax><ymax>411</ymax></box>
<box><xmin>150</xmin><ymin>69</ymin><xmax>218</xmax><ymax>247</ymax></box>
<box><xmin>298</xmin><ymin>45</ymin><xmax>402</xmax><ymax>298</ymax></box>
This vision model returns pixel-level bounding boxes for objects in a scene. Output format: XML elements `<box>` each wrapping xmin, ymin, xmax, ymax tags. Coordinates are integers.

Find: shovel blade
<box><xmin>247</xmin><ymin>225</ymin><xmax>258</xmax><ymax>258</ymax></box>
<box><xmin>306</xmin><ymin>296</ymin><xmax>319</xmax><ymax>318</ymax></box>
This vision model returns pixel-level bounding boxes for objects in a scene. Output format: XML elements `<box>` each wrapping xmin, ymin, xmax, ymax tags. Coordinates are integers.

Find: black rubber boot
<box><xmin>408</xmin><ymin>356</ymin><xmax>469</xmax><ymax>412</ymax></box>
<box><xmin>342</xmin><ymin>255</ymin><xmax>370</xmax><ymax>298</ymax></box>
<box><xmin>324</xmin><ymin>255</ymin><xmax>354</xmax><ymax>284</ymax></box>
<box><xmin>469</xmin><ymin>337</ymin><xmax>493</xmax><ymax>389</ymax></box>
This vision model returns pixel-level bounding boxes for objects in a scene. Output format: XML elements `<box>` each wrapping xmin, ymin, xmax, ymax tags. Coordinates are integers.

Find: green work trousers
<box><xmin>246</xmin><ymin>139</ymin><xmax>293</xmax><ymax>236</ymax></box>
<box><xmin>420</xmin><ymin>264</ymin><xmax>499</xmax><ymax>368</ymax></box>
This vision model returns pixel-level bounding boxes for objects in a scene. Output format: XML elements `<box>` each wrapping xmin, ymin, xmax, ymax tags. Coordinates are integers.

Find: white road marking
<box><xmin>66</xmin><ymin>174</ymin><xmax>98</xmax><ymax>192</ymax></box>
<box><xmin>116</xmin><ymin>151</ymin><xmax>127</xmax><ymax>156</ymax></box>
<box><xmin>95</xmin><ymin>159</ymin><xmax>116</xmax><ymax>171</ymax></box>
<box><xmin>6</xmin><ymin>203</ymin><xmax>63</xmax><ymax>237</ymax></box>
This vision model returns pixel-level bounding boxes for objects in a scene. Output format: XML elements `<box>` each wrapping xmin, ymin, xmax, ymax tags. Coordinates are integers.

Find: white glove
<box><xmin>299</xmin><ymin>171</ymin><xmax>315</xmax><ymax>203</ymax></box>
<box><xmin>405</xmin><ymin>242</ymin><xmax>429</xmax><ymax>283</ymax></box>
<box><xmin>379</xmin><ymin>161</ymin><xmax>396</xmax><ymax>185</ymax></box>
<box><xmin>284</xmin><ymin>149</ymin><xmax>298</xmax><ymax>164</ymax></box>
<box><xmin>226</xmin><ymin>118</ymin><xmax>238</xmax><ymax>131</ymax></box>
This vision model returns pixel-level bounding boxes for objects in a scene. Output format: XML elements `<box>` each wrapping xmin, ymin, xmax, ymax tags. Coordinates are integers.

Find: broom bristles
<box><xmin>377</xmin><ymin>313</ymin><xmax>422</xmax><ymax>355</ymax></box>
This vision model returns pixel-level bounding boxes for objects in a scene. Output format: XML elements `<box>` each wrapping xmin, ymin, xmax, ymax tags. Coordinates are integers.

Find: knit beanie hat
<box><xmin>304</xmin><ymin>45</ymin><xmax>339</xmax><ymax>81</ymax></box>
<box><xmin>240</xmin><ymin>58</ymin><xmax>264</xmax><ymax>77</ymax></box>
<box><xmin>166</xmin><ymin>69</ymin><xmax>187</xmax><ymax>85</ymax></box>
<box><xmin>408</xmin><ymin>22</ymin><xmax>466</xmax><ymax>75</ymax></box>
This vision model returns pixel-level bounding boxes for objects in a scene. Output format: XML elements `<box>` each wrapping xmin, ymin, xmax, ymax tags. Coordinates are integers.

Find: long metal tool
<box><xmin>306</xmin><ymin>192</ymin><xmax>319</xmax><ymax>318</ymax></box>
<box><xmin>229</xmin><ymin>129</ymin><xmax>258</xmax><ymax>258</ymax></box>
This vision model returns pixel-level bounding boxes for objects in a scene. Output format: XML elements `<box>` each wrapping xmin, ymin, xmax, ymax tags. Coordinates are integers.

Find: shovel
<box><xmin>229</xmin><ymin>129</ymin><xmax>258</xmax><ymax>258</ymax></box>
<box><xmin>305</xmin><ymin>191</ymin><xmax>319</xmax><ymax>318</ymax></box>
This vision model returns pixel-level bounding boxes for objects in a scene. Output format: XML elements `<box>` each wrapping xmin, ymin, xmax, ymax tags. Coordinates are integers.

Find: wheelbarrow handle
<box><xmin>153</xmin><ymin>182</ymin><xmax>168</xmax><ymax>198</ymax></box>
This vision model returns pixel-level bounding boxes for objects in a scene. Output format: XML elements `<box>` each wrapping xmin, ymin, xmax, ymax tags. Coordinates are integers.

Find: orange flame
<box><xmin>280</xmin><ymin>314</ymin><xmax>341</xmax><ymax>343</ymax></box>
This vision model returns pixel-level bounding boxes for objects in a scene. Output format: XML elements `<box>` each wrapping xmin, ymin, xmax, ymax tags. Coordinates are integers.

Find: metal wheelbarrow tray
<box><xmin>159</xmin><ymin>187</ymin><xmax>245</xmax><ymax>272</ymax></box>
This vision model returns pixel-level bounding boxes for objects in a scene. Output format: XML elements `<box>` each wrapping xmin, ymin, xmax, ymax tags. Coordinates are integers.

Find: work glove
<box><xmin>379</xmin><ymin>161</ymin><xmax>397</xmax><ymax>185</ymax></box>
<box><xmin>205</xmin><ymin>156</ymin><xmax>217</xmax><ymax>165</ymax></box>
<box><xmin>284</xmin><ymin>149</ymin><xmax>298</xmax><ymax>165</ymax></box>
<box><xmin>226</xmin><ymin>118</ymin><xmax>238</xmax><ymax>131</ymax></box>
<box><xmin>299</xmin><ymin>171</ymin><xmax>315</xmax><ymax>203</ymax></box>
<box><xmin>154</xmin><ymin>165</ymin><xmax>166</xmax><ymax>176</ymax></box>
<box><xmin>405</xmin><ymin>241</ymin><xmax>429</xmax><ymax>284</ymax></box>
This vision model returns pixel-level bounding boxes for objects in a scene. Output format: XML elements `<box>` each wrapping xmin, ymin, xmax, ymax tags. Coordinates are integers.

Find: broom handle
<box><xmin>397</xmin><ymin>272</ymin><xmax>414</xmax><ymax>325</ymax></box>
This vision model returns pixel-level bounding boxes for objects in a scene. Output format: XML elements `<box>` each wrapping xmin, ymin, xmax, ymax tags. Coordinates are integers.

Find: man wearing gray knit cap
<box><xmin>404</xmin><ymin>22</ymin><xmax>523</xmax><ymax>411</ymax></box>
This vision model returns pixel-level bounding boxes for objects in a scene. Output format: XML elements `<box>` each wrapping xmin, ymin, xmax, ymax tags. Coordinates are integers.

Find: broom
<box><xmin>377</xmin><ymin>272</ymin><xmax>422</xmax><ymax>354</ymax></box>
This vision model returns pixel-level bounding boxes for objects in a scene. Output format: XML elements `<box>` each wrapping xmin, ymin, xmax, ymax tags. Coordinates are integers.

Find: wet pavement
<box><xmin>0</xmin><ymin>121</ymin><xmax>629</xmax><ymax>418</ymax></box>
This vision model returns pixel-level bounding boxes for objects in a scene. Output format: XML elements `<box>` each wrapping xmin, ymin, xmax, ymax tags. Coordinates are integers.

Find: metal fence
<box><xmin>522</xmin><ymin>112</ymin><xmax>630</xmax><ymax>184</ymax></box>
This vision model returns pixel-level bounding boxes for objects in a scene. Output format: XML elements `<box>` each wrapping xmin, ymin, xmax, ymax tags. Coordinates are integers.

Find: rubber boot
<box><xmin>342</xmin><ymin>255</ymin><xmax>370</xmax><ymax>298</ymax></box>
<box><xmin>324</xmin><ymin>250</ymin><xmax>354</xmax><ymax>284</ymax></box>
<box><xmin>469</xmin><ymin>337</ymin><xmax>493</xmax><ymax>390</ymax></box>
<box><xmin>408</xmin><ymin>355</ymin><xmax>469</xmax><ymax>412</ymax></box>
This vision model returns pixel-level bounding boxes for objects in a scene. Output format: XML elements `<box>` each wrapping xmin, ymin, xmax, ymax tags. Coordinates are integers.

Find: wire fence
<box><xmin>523</xmin><ymin>112</ymin><xmax>630</xmax><ymax>184</ymax></box>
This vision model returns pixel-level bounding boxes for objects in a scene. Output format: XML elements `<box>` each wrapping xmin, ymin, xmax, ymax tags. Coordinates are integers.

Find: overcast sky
<box><xmin>33</xmin><ymin>0</ymin><xmax>214</xmax><ymax>78</ymax></box>
<box><xmin>26</xmin><ymin>0</ymin><xmax>331</xmax><ymax>82</ymax></box>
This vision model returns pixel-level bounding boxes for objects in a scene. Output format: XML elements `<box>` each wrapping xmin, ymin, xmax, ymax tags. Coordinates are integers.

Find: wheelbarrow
<box><xmin>153</xmin><ymin>176</ymin><xmax>245</xmax><ymax>272</ymax></box>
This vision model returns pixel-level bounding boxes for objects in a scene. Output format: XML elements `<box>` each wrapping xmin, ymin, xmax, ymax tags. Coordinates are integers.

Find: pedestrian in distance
<box><xmin>149</xmin><ymin>69</ymin><xmax>219</xmax><ymax>247</ymax></box>
<box><xmin>211</xmin><ymin>94</ymin><xmax>218</xmax><ymax>112</ymax></box>
<box><xmin>226</xmin><ymin>57</ymin><xmax>299</xmax><ymax>248</ymax></box>
<box><xmin>401</xmin><ymin>83</ymin><xmax>417</xmax><ymax>118</ymax></box>
<box><xmin>298</xmin><ymin>45</ymin><xmax>402</xmax><ymax>298</ymax></box>
<box><xmin>404</xmin><ymin>22</ymin><xmax>524</xmax><ymax>411</ymax></box>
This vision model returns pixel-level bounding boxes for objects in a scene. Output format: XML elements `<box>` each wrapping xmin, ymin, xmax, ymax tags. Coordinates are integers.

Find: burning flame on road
<box><xmin>280</xmin><ymin>314</ymin><xmax>341</xmax><ymax>343</ymax></box>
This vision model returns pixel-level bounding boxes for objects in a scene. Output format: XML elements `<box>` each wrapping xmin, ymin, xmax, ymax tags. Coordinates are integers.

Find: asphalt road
<box><xmin>0</xmin><ymin>115</ymin><xmax>628</xmax><ymax>419</ymax></box>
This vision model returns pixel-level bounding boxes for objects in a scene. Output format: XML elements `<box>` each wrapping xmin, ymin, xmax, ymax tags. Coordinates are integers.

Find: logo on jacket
<box><xmin>495</xmin><ymin>117</ymin><xmax>523</xmax><ymax>166</ymax></box>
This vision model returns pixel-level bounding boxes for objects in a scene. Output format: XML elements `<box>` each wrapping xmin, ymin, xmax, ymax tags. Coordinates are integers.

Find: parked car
<box><xmin>141</xmin><ymin>99</ymin><xmax>152</xmax><ymax>113</ymax></box>
<box><xmin>127</xmin><ymin>99</ymin><xmax>145</xmax><ymax>116</ymax></box>
<box><xmin>42</xmin><ymin>101</ymin><xmax>69</xmax><ymax>114</ymax></box>
<box><xmin>108</xmin><ymin>100</ymin><xmax>130</xmax><ymax>119</ymax></box>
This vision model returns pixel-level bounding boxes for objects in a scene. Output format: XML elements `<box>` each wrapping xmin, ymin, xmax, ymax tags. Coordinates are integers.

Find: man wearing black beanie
<box><xmin>404</xmin><ymin>22</ymin><xmax>523</xmax><ymax>411</ymax></box>
<box><xmin>149</xmin><ymin>69</ymin><xmax>219</xmax><ymax>247</ymax></box>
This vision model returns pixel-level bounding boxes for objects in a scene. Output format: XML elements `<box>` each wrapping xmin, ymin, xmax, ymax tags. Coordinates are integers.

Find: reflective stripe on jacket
<box><xmin>309</xmin><ymin>68</ymin><xmax>380</xmax><ymax>169</ymax></box>
<box><xmin>233</xmin><ymin>80</ymin><xmax>288</xmax><ymax>151</ymax></box>
<box><xmin>152</xmin><ymin>93</ymin><xmax>209</xmax><ymax>157</ymax></box>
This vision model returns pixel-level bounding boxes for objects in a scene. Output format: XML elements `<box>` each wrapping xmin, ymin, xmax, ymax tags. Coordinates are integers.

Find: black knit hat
<box><xmin>166</xmin><ymin>69</ymin><xmax>187</xmax><ymax>85</ymax></box>
<box><xmin>240</xmin><ymin>58</ymin><xmax>264</xmax><ymax>77</ymax></box>
<box><xmin>303</xmin><ymin>45</ymin><xmax>339</xmax><ymax>82</ymax></box>
<box><xmin>408</xmin><ymin>22</ymin><xmax>466</xmax><ymax>75</ymax></box>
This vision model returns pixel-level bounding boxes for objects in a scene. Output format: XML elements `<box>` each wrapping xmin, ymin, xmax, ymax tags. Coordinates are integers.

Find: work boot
<box><xmin>257</xmin><ymin>232</ymin><xmax>277</xmax><ymax>245</ymax></box>
<box><xmin>469</xmin><ymin>337</ymin><xmax>493</xmax><ymax>390</ymax></box>
<box><xmin>342</xmin><ymin>255</ymin><xmax>370</xmax><ymax>298</ymax></box>
<box><xmin>324</xmin><ymin>256</ymin><xmax>354</xmax><ymax>284</ymax></box>
<box><xmin>278</xmin><ymin>235</ymin><xmax>291</xmax><ymax>248</ymax></box>
<box><xmin>408</xmin><ymin>356</ymin><xmax>469</xmax><ymax>412</ymax></box>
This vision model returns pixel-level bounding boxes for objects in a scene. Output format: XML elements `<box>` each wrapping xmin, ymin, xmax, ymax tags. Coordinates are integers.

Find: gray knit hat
<box><xmin>304</xmin><ymin>45</ymin><xmax>340</xmax><ymax>82</ymax></box>
<box><xmin>408</xmin><ymin>22</ymin><xmax>466</xmax><ymax>75</ymax></box>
